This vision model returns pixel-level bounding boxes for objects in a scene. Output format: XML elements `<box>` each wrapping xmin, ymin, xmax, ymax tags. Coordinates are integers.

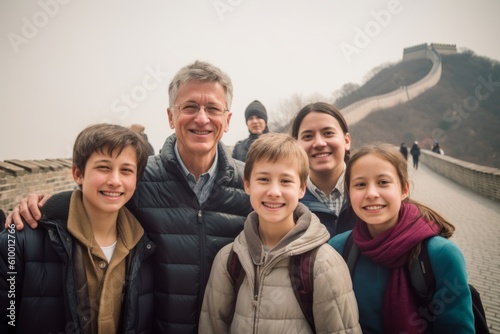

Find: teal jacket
<box><xmin>329</xmin><ymin>231</ymin><xmax>475</xmax><ymax>334</ymax></box>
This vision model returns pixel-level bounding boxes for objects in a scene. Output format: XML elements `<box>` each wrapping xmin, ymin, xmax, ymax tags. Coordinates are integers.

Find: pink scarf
<box><xmin>352</xmin><ymin>201</ymin><xmax>439</xmax><ymax>334</ymax></box>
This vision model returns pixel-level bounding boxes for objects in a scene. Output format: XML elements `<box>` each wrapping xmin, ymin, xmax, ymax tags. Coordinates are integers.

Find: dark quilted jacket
<box><xmin>232</xmin><ymin>133</ymin><xmax>259</xmax><ymax>162</ymax></box>
<box><xmin>0</xmin><ymin>192</ymin><xmax>156</xmax><ymax>334</ymax></box>
<box><xmin>128</xmin><ymin>134</ymin><xmax>252</xmax><ymax>334</ymax></box>
<box><xmin>300</xmin><ymin>188</ymin><xmax>356</xmax><ymax>238</ymax></box>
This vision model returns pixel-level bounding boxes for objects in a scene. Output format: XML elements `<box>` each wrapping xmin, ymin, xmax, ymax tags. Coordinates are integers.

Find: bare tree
<box><xmin>268</xmin><ymin>93</ymin><xmax>305</xmax><ymax>133</ymax></box>
<box><xmin>269</xmin><ymin>92</ymin><xmax>332</xmax><ymax>133</ymax></box>
<box><xmin>332</xmin><ymin>82</ymin><xmax>360</xmax><ymax>101</ymax></box>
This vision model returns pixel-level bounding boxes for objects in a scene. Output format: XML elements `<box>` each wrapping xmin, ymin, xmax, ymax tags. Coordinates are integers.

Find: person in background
<box><xmin>432</xmin><ymin>141</ymin><xmax>444</xmax><ymax>155</ymax></box>
<box><xmin>200</xmin><ymin>133</ymin><xmax>361</xmax><ymax>333</ymax></box>
<box><xmin>0</xmin><ymin>123</ymin><xmax>155</xmax><ymax>333</ymax></box>
<box><xmin>291</xmin><ymin>102</ymin><xmax>356</xmax><ymax>237</ymax></box>
<box><xmin>410</xmin><ymin>141</ymin><xmax>421</xmax><ymax>169</ymax></box>
<box><xmin>5</xmin><ymin>61</ymin><xmax>253</xmax><ymax>334</ymax></box>
<box><xmin>399</xmin><ymin>142</ymin><xmax>408</xmax><ymax>160</ymax></box>
<box><xmin>130</xmin><ymin>123</ymin><xmax>155</xmax><ymax>155</ymax></box>
<box><xmin>232</xmin><ymin>100</ymin><xmax>269</xmax><ymax>162</ymax></box>
<box><xmin>329</xmin><ymin>143</ymin><xmax>474</xmax><ymax>333</ymax></box>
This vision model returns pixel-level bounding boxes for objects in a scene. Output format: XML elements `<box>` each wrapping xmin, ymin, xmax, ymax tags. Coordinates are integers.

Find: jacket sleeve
<box><xmin>231</xmin><ymin>141</ymin><xmax>244</xmax><ymax>162</ymax></box>
<box><xmin>0</xmin><ymin>228</ymin><xmax>24</xmax><ymax>334</ymax></box>
<box><xmin>231</xmin><ymin>143</ymin><xmax>239</xmax><ymax>160</ymax></box>
<box><xmin>199</xmin><ymin>244</ymin><xmax>236</xmax><ymax>334</ymax></box>
<box><xmin>428</xmin><ymin>240</ymin><xmax>475</xmax><ymax>333</ymax></box>
<box><xmin>312</xmin><ymin>244</ymin><xmax>362</xmax><ymax>334</ymax></box>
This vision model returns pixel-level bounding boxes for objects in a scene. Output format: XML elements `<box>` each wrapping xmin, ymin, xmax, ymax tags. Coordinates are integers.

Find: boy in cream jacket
<box><xmin>200</xmin><ymin>133</ymin><xmax>361</xmax><ymax>334</ymax></box>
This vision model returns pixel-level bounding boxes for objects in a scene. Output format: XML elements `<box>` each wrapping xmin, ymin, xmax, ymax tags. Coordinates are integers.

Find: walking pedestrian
<box><xmin>410</xmin><ymin>141</ymin><xmax>421</xmax><ymax>169</ymax></box>
<box><xmin>399</xmin><ymin>142</ymin><xmax>408</xmax><ymax>160</ymax></box>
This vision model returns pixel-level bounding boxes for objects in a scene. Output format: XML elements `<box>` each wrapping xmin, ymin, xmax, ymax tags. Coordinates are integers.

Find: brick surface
<box><xmin>409</xmin><ymin>162</ymin><xmax>500</xmax><ymax>331</ymax></box>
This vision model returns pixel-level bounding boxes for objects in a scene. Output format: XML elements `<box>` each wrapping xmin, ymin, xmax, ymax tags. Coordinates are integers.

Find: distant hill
<box><xmin>337</xmin><ymin>51</ymin><xmax>500</xmax><ymax>169</ymax></box>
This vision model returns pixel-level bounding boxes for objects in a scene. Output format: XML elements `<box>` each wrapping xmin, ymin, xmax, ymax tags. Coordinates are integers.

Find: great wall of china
<box><xmin>1</xmin><ymin>43</ymin><xmax>499</xmax><ymax>213</ymax></box>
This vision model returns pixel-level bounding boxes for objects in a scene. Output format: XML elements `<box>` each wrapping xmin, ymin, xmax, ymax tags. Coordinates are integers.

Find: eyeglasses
<box><xmin>174</xmin><ymin>102</ymin><xmax>228</xmax><ymax>117</ymax></box>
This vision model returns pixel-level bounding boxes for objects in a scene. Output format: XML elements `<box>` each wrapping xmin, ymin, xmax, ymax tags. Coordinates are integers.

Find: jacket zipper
<box><xmin>198</xmin><ymin>208</ymin><xmax>208</xmax><ymax>314</ymax></box>
<box><xmin>253</xmin><ymin>264</ymin><xmax>259</xmax><ymax>334</ymax></box>
<box><xmin>253</xmin><ymin>251</ymin><xmax>268</xmax><ymax>334</ymax></box>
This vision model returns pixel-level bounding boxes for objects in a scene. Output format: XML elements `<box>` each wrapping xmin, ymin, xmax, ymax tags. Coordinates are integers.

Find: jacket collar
<box><xmin>67</xmin><ymin>190</ymin><xmax>144</xmax><ymax>251</ymax></box>
<box><xmin>159</xmin><ymin>134</ymin><xmax>238</xmax><ymax>185</ymax></box>
<box><xmin>242</xmin><ymin>203</ymin><xmax>329</xmax><ymax>266</ymax></box>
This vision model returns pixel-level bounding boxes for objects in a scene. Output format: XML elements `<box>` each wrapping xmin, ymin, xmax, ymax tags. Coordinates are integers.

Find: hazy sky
<box><xmin>1</xmin><ymin>0</ymin><xmax>499</xmax><ymax>160</ymax></box>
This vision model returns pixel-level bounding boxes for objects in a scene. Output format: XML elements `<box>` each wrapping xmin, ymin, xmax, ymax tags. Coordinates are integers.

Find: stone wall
<box><xmin>430</xmin><ymin>43</ymin><xmax>457</xmax><ymax>56</ymax></box>
<box><xmin>1</xmin><ymin>151</ymin><xmax>498</xmax><ymax>216</ymax></box>
<box><xmin>402</xmin><ymin>43</ymin><xmax>429</xmax><ymax>62</ymax></box>
<box><xmin>0</xmin><ymin>159</ymin><xmax>75</xmax><ymax>214</ymax></box>
<box><xmin>343</xmin><ymin>44</ymin><xmax>442</xmax><ymax>126</ymax></box>
<box><xmin>402</xmin><ymin>42</ymin><xmax>457</xmax><ymax>62</ymax></box>
<box><xmin>420</xmin><ymin>150</ymin><xmax>500</xmax><ymax>202</ymax></box>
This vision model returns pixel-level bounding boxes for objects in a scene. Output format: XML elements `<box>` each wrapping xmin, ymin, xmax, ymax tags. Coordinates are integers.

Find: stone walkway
<box><xmin>409</xmin><ymin>161</ymin><xmax>500</xmax><ymax>333</ymax></box>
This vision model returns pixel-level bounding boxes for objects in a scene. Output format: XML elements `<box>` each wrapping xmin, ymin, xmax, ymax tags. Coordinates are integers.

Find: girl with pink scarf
<box><xmin>329</xmin><ymin>143</ymin><xmax>474</xmax><ymax>333</ymax></box>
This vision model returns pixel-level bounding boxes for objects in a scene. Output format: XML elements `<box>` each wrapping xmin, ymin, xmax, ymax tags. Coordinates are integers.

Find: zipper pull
<box><xmin>253</xmin><ymin>265</ymin><xmax>259</xmax><ymax>301</ymax></box>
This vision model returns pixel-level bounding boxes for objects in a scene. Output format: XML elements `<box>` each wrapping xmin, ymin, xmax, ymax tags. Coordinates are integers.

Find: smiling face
<box><xmin>167</xmin><ymin>80</ymin><xmax>232</xmax><ymax>161</ymax></box>
<box><xmin>348</xmin><ymin>153</ymin><xmax>409</xmax><ymax>237</ymax></box>
<box><xmin>296</xmin><ymin>111</ymin><xmax>351</xmax><ymax>178</ymax></box>
<box><xmin>246</xmin><ymin>115</ymin><xmax>266</xmax><ymax>135</ymax></box>
<box><xmin>244</xmin><ymin>159</ymin><xmax>306</xmax><ymax>230</ymax></box>
<box><xmin>73</xmin><ymin>146</ymin><xmax>138</xmax><ymax>219</ymax></box>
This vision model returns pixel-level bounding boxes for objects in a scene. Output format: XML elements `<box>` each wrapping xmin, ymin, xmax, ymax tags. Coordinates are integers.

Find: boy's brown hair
<box><xmin>244</xmin><ymin>133</ymin><xmax>309</xmax><ymax>186</ymax></box>
<box><xmin>73</xmin><ymin>123</ymin><xmax>150</xmax><ymax>180</ymax></box>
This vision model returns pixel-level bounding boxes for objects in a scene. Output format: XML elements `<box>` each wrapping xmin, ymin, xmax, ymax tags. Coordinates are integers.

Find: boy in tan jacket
<box><xmin>200</xmin><ymin>133</ymin><xmax>361</xmax><ymax>333</ymax></box>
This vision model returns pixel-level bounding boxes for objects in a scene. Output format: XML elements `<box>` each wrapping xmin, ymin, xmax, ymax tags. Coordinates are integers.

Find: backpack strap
<box><xmin>227</xmin><ymin>246</ymin><xmax>319</xmax><ymax>333</ymax></box>
<box><xmin>342</xmin><ymin>234</ymin><xmax>434</xmax><ymax>298</ymax></box>
<box><xmin>290</xmin><ymin>247</ymin><xmax>319</xmax><ymax>333</ymax></box>
<box><xmin>469</xmin><ymin>285</ymin><xmax>490</xmax><ymax>334</ymax></box>
<box><xmin>341</xmin><ymin>232</ymin><xmax>360</xmax><ymax>279</ymax></box>
<box><xmin>227</xmin><ymin>246</ymin><xmax>245</xmax><ymax>297</ymax></box>
<box><xmin>410</xmin><ymin>239</ymin><xmax>436</xmax><ymax>307</ymax></box>
<box><xmin>410</xmin><ymin>239</ymin><xmax>490</xmax><ymax>333</ymax></box>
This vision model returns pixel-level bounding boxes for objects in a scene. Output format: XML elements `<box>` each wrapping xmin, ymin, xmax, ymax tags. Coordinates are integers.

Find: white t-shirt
<box><xmin>100</xmin><ymin>240</ymin><xmax>118</xmax><ymax>262</ymax></box>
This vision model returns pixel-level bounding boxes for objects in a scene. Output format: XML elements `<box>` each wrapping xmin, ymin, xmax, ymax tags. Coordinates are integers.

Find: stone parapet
<box><xmin>0</xmin><ymin>159</ymin><xmax>75</xmax><ymax>213</ymax></box>
<box><xmin>421</xmin><ymin>150</ymin><xmax>500</xmax><ymax>202</ymax></box>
